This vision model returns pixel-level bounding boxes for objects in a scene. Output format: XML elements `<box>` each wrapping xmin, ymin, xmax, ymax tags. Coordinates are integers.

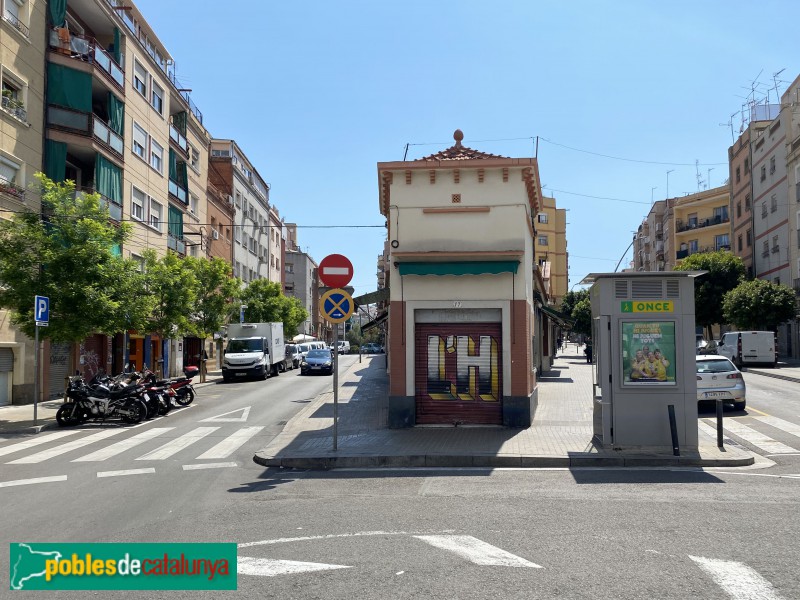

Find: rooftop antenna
<box><xmin>695</xmin><ymin>159</ymin><xmax>704</xmax><ymax>191</ymax></box>
<box><xmin>719</xmin><ymin>113</ymin><xmax>735</xmax><ymax>144</ymax></box>
<box><xmin>772</xmin><ymin>68</ymin><xmax>786</xmax><ymax>104</ymax></box>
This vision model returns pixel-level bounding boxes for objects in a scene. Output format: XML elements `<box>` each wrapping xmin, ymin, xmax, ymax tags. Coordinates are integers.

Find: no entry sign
<box><xmin>319</xmin><ymin>254</ymin><xmax>353</xmax><ymax>288</ymax></box>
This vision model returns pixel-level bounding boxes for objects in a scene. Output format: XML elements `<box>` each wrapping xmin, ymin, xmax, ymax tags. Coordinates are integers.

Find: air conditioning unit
<box><xmin>212</xmin><ymin>229</ymin><xmax>219</xmax><ymax>240</ymax></box>
<box><xmin>227</xmin><ymin>195</ymin><xmax>234</xmax><ymax>205</ymax></box>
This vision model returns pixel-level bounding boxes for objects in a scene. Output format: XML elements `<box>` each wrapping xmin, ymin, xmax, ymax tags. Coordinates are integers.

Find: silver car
<box><xmin>696</xmin><ymin>355</ymin><xmax>746</xmax><ymax>411</ymax></box>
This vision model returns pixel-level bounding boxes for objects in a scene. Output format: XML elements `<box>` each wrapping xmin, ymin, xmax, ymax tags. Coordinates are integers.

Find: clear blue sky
<box><xmin>135</xmin><ymin>0</ymin><xmax>798</xmax><ymax>297</ymax></box>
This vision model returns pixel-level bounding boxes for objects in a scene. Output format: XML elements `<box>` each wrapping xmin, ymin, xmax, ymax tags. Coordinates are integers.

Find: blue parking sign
<box><xmin>35</xmin><ymin>295</ymin><xmax>49</xmax><ymax>325</ymax></box>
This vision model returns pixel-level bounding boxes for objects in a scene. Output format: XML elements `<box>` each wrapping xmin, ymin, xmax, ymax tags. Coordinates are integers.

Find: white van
<box><xmin>717</xmin><ymin>331</ymin><xmax>777</xmax><ymax>368</ymax></box>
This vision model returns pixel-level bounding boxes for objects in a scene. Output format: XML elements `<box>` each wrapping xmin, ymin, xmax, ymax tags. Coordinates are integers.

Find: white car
<box><xmin>336</xmin><ymin>341</ymin><xmax>351</xmax><ymax>354</ymax></box>
<box><xmin>696</xmin><ymin>355</ymin><xmax>746</xmax><ymax>411</ymax></box>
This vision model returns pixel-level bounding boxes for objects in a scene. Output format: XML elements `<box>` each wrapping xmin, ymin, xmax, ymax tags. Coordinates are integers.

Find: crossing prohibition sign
<box><xmin>319</xmin><ymin>288</ymin><xmax>354</xmax><ymax>324</ymax></box>
<box><xmin>319</xmin><ymin>254</ymin><xmax>354</xmax><ymax>288</ymax></box>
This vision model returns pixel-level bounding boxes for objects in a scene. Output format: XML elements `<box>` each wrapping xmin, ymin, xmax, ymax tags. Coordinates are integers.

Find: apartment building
<box><xmin>781</xmin><ymin>74</ymin><xmax>800</xmax><ymax>358</ymax></box>
<box><xmin>283</xmin><ymin>224</ymin><xmax>319</xmax><ymax>338</ymax></box>
<box><xmin>673</xmin><ymin>186</ymin><xmax>732</xmax><ymax>265</ymax></box>
<box><xmin>0</xmin><ymin>0</ymin><xmax>46</xmax><ymax>404</ymax></box>
<box><xmin>534</xmin><ymin>196</ymin><xmax>568</xmax><ymax>306</ymax></box>
<box><xmin>633</xmin><ymin>200</ymin><xmax>670</xmax><ymax>272</ymax></box>
<box><xmin>267</xmin><ymin>205</ymin><xmax>284</xmax><ymax>285</ymax></box>
<box><xmin>209</xmin><ymin>139</ymin><xmax>271</xmax><ymax>285</ymax></box>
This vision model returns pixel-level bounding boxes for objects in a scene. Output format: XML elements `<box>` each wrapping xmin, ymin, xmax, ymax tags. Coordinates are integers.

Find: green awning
<box><xmin>45</xmin><ymin>140</ymin><xmax>67</xmax><ymax>183</ymax></box>
<box><xmin>94</xmin><ymin>154</ymin><xmax>122</xmax><ymax>204</ymax></box>
<box><xmin>168</xmin><ymin>205</ymin><xmax>183</xmax><ymax>238</ymax></box>
<box><xmin>47</xmin><ymin>63</ymin><xmax>92</xmax><ymax>112</ymax></box>
<box><xmin>398</xmin><ymin>261</ymin><xmax>519</xmax><ymax>276</ymax></box>
<box><xmin>539</xmin><ymin>304</ymin><xmax>574</xmax><ymax>328</ymax></box>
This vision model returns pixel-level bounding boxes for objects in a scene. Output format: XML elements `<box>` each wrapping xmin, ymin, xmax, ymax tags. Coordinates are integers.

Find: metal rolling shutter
<box><xmin>48</xmin><ymin>343</ymin><xmax>71</xmax><ymax>399</ymax></box>
<box><xmin>415</xmin><ymin>323</ymin><xmax>502</xmax><ymax>425</ymax></box>
<box><xmin>0</xmin><ymin>348</ymin><xmax>13</xmax><ymax>371</ymax></box>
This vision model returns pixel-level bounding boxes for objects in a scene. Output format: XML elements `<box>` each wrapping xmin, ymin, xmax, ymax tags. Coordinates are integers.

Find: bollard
<box><xmin>716</xmin><ymin>399</ymin><xmax>724</xmax><ymax>448</ymax></box>
<box><xmin>667</xmin><ymin>404</ymin><xmax>680</xmax><ymax>456</ymax></box>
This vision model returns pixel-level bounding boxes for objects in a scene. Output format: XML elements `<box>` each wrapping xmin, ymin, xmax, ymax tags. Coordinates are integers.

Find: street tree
<box><xmin>237</xmin><ymin>279</ymin><xmax>309</xmax><ymax>336</ymax></box>
<box><xmin>722</xmin><ymin>279</ymin><xmax>797</xmax><ymax>331</ymax></box>
<box><xmin>560</xmin><ymin>289</ymin><xmax>589</xmax><ymax>320</ymax></box>
<box><xmin>674</xmin><ymin>251</ymin><xmax>745</xmax><ymax>339</ymax></box>
<box><xmin>0</xmin><ymin>175</ymin><xmax>147</xmax><ymax>342</ymax></box>
<box><xmin>184</xmin><ymin>256</ymin><xmax>240</xmax><ymax>381</ymax></box>
<box><xmin>571</xmin><ymin>298</ymin><xmax>593</xmax><ymax>338</ymax></box>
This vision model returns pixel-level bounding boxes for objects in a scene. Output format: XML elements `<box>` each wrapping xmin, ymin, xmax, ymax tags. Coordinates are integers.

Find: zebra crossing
<box><xmin>0</xmin><ymin>424</ymin><xmax>266</xmax><ymax>475</ymax></box>
<box><xmin>699</xmin><ymin>414</ymin><xmax>800</xmax><ymax>456</ymax></box>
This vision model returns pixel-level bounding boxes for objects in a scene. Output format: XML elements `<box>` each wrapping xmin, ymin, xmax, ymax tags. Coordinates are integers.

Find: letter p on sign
<box><xmin>35</xmin><ymin>295</ymin><xmax>49</xmax><ymax>325</ymax></box>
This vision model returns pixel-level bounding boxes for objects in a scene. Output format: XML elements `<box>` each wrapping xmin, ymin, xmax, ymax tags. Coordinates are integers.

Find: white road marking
<box><xmin>182</xmin><ymin>462</ymin><xmax>237</xmax><ymax>470</ymax></box>
<box><xmin>135</xmin><ymin>427</ymin><xmax>219</xmax><ymax>460</ymax></box>
<box><xmin>754</xmin><ymin>415</ymin><xmax>800</xmax><ymax>439</ymax></box>
<box><xmin>689</xmin><ymin>555</ymin><xmax>785</xmax><ymax>600</ymax></box>
<box><xmin>713</xmin><ymin>420</ymin><xmax>798</xmax><ymax>454</ymax></box>
<box><xmin>0</xmin><ymin>475</ymin><xmax>68</xmax><ymax>488</ymax></box>
<box><xmin>200</xmin><ymin>406</ymin><xmax>251</xmax><ymax>423</ymax></box>
<box><xmin>6</xmin><ymin>429</ymin><xmax>124</xmax><ymax>464</ymax></box>
<box><xmin>72</xmin><ymin>428</ymin><xmax>174</xmax><ymax>462</ymax></box>
<box><xmin>0</xmin><ymin>431</ymin><xmax>80</xmax><ymax>457</ymax></box>
<box><xmin>195</xmin><ymin>426</ymin><xmax>264</xmax><ymax>459</ymax></box>
<box><xmin>97</xmin><ymin>468</ymin><xmax>155</xmax><ymax>478</ymax></box>
<box><xmin>414</xmin><ymin>535</ymin><xmax>543</xmax><ymax>568</ymax></box>
<box><xmin>238</xmin><ymin>557</ymin><xmax>351</xmax><ymax>577</ymax></box>
<box><xmin>239</xmin><ymin>530</ymin><xmax>455</xmax><ymax>549</ymax></box>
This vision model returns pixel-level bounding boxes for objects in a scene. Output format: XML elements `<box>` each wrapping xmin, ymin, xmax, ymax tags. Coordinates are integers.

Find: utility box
<box><xmin>580</xmin><ymin>272</ymin><xmax>703</xmax><ymax>452</ymax></box>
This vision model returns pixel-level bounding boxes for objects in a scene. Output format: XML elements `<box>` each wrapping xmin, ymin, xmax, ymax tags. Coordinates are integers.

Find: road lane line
<box><xmin>0</xmin><ymin>431</ymin><xmax>80</xmax><ymax>457</ymax></box>
<box><xmin>194</xmin><ymin>426</ymin><xmax>264</xmax><ymax>459</ymax></box>
<box><xmin>0</xmin><ymin>475</ymin><xmax>68</xmax><ymax>488</ymax></box>
<box><xmin>182</xmin><ymin>462</ymin><xmax>237</xmax><ymax>470</ymax></box>
<box><xmin>753</xmin><ymin>415</ymin><xmax>800</xmax><ymax>440</ymax></box>
<box><xmin>237</xmin><ymin>557</ymin><xmax>351</xmax><ymax>577</ymax></box>
<box><xmin>135</xmin><ymin>427</ymin><xmax>219</xmax><ymax>460</ymax></box>
<box><xmin>743</xmin><ymin>406</ymin><xmax>770</xmax><ymax>417</ymax></box>
<box><xmin>97</xmin><ymin>468</ymin><xmax>155</xmax><ymax>478</ymax></box>
<box><xmin>716</xmin><ymin>420</ymin><xmax>798</xmax><ymax>454</ymax></box>
<box><xmin>6</xmin><ymin>429</ymin><xmax>125</xmax><ymax>464</ymax></box>
<box><xmin>238</xmin><ymin>530</ymin><xmax>456</xmax><ymax>548</ymax></box>
<box><xmin>73</xmin><ymin>428</ymin><xmax>174</xmax><ymax>462</ymax></box>
<box><xmin>689</xmin><ymin>555</ymin><xmax>785</xmax><ymax>600</ymax></box>
<box><xmin>414</xmin><ymin>535</ymin><xmax>543</xmax><ymax>568</ymax></box>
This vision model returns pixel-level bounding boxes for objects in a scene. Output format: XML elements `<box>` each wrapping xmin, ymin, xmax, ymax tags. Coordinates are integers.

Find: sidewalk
<box><xmin>253</xmin><ymin>349</ymin><xmax>755</xmax><ymax>470</ymax></box>
<box><xmin>0</xmin><ymin>369</ymin><xmax>224</xmax><ymax>435</ymax></box>
<box><xmin>746</xmin><ymin>357</ymin><xmax>800</xmax><ymax>384</ymax></box>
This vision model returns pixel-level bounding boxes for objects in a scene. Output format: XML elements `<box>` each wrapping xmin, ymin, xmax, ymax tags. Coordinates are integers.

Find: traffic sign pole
<box><xmin>333</xmin><ymin>325</ymin><xmax>338</xmax><ymax>451</ymax></box>
<box><xmin>33</xmin><ymin>323</ymin><xmax>38</xmax><ymax>426</ymax></box>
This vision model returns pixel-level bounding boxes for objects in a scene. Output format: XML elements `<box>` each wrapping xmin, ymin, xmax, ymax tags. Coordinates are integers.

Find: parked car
<box><xmin>336</xmin><ymin>341</ymin><xmax>351</xmax><ymax>355</ymax></box>
<box><xmin>300</xmin><ymin>349</ymin><xmax>334</xmax><ymax>375</ymax></box>
<box><xmin>717</xmin><ymin>331</ymin><xmax>777</xmax><ymax>368</ymax></box>
<box><xmin>361</xmin><ymin>343</ymin><xmax>384</xmax><ymax>354</ymax></box>
<box><xmin>285</xmin><ymin>344</ymin><xmax>302</xmax><ymax>369</ymax></box>
<box><xmin>695</xmin><ymin>355</ymin><xmax>746</xmax><ymax>411</ymax></box>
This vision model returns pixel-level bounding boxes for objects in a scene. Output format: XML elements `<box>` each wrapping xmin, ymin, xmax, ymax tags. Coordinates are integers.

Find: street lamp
<box><xmin>666</xmin><ymin>170</ymin><xmax>674</xmax><ymax>199</ymax></box>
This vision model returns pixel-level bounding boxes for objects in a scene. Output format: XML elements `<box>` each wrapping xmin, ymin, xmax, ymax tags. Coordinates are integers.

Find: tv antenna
<box><xmin>695</xmin><ymin>159</ymin><xmax>704</xmax><ymax>191</ymax></box>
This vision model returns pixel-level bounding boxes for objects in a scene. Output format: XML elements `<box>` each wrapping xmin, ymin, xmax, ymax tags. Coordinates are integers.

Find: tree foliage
<box><xmin>571</xmin><ymin>298</ymin><xmax>593</xmax><ymax>338</ymax></box>
<box><xmin>674</xmin><ymin>251</ymin><xmax>745</xmax><ymax>336</ymax></box>
<box><xmin>184</xmin><ymin>256</ymin><xmax>239</xmax><ymax>340</ymax></box>
<box><xmin>560</xmin><ymin>289</ymin><xmax>589</xmax><ymax>319</ymax></box>
<box><xmin>722</xmin><ymin>279</ymin><xmax>797</xmax><ymax>331</ymax></box>
<box><xmin>0</xmin><ymin>175</ymin><xmax>146</xmax><ymax>342</ymax></box>
<box><xmin>142</xmin><ymin>249</ymin><xmax>196</xmax><ymax>338</ymax></box>
<box><xmin>237</xmin><ymin>279</ymin><xmax>309</xmax><ymax>336</ymax></box>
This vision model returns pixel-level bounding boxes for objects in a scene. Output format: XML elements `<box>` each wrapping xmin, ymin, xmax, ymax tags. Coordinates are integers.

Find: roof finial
<box><xmin>453</xmin><ymin>129</ymin><xmax>464</xmax><ymax>148</ymax></box>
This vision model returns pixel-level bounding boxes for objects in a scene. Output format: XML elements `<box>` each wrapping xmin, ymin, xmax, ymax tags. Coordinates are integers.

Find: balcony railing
<box><xmin>1</xmin><ymin>95</ymin><xmax>26</xmax><ymax>121</ymax></box>
<box><xmin>675</xmin><ymin>214</ymin><xmax>730</xmax><ymax>233</ymax></box>
<box><xmin>0</xmin><ymin>178</ymin><xmax>25</xmax><ymax>201</ymax></box>
<box><xmin>47</xmin><ymin>106</ymin><xmax>124</xmax><ymax>159</ymax></box>
<box><xmin>167</xmin><ymin>234</ymin><xmax>186</xmax><ymax>254</ymax></box>
<box><xmin>2</xmin><ymin>9</ymin><xmax>29</xmax><ymax>36</ymax></box>
<box><xmin>168</xmin><ymin>179</ymin><xmax>187</xmax><ymax>204</ymax></box>
<box><xmin>49</xmin><ymin>28</ymin><xmax>125</xmax><ymax>89</ymax></box>
<box><xmin>677</xmin><ymin>245</ymin><xmax>730</xmax><ymax>261</ymax></box>
<box><xmin>74</xmin><ymin>187</ymin><xmax>122</xmax><ymax>221</ymax></box>
<box><xmin>169</xmin><ymin>124</ymin><xmax>188</xmax><ymax>154</ymax></box>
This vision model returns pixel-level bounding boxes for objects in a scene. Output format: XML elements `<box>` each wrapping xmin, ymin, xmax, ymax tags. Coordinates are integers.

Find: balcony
<box><xmin>75</xmin><ymin>187</ymin><xmax>122</xmax><ymax>221</ymax></box>
<box><xmin>0</xmin><ymin>178</ymin><xmax>25</xmax><ymax>202</ymax></box>
<box><xmin>168</xmin><ymin>179</ymin><xmax>187</xmax><ymax>204</ymax></box>
<box><xmin>169</xmin><ymin>124</ymin><xmax>189</xmax><ymax>155</ymax></box>
<box><xmin>675</xmin><ymin>214</ymin><xmax>730</xmax><ymax>233</ymax></box>
<box><xmin>1</xmin><ymin>95</ymin><xmax>26</xmax><ymax>122</ymax></box>
<box><xmin>49</xmin><ymin>28</ymin><xmax>124</xmax><ymax>90</ymax></box>
<box><xmin>2</xmin><ymin>8</ymin><xmax>29</xmax><ymax>36</ymax></box>
<box><xmin>676</xmin><ymin>249</ymin><xmax>689</xmax><ymax>260</ymax></box>
<box><xmin>47</xmin><ymin>106</ymin><xmax>124</xmax><ymax>160</ymax></box>
<box><xmin>167</xmin><ymin>234</ymin><xmax>186</xmax><ymax>255</ymax></box>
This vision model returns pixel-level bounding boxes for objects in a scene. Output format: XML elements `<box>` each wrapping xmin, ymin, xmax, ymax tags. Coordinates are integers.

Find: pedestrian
<box><xmin>557</xmin><ymin>336</ymin><xmax>563</xmax><ymax>354</ymax></box>
<box><xmin>585</xmin><ymin>338</ymin><xmax>593</xmax><ymax>364</ymax></box>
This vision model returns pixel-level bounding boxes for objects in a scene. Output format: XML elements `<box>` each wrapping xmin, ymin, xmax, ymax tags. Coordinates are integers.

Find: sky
<box><xmin>134</xmin><ymin>0</ymin><xmax>799</xmax><ymax>298</ymax></box>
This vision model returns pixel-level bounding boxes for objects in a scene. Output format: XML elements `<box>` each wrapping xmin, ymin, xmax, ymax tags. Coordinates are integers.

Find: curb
<box><xmin>745</xmin><ymin>369</ymin><xmax>800</xmax><ymax>384</ymax></box>
<box><xmin>252</xmin><ymin>452</ymin><xmax>754</xmax><ymax>470</ymax></box>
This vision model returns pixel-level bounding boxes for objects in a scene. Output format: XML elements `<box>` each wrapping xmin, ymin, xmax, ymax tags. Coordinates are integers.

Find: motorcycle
<box><xmin>92</xmin><ymin>370</ymin><xmax>160</xmax><ymax>420</ymax></box>
<box><xmin>144</xmin><ymin>365</ymin><xmax>198</xmax><ymax>407</ymax></box>
<box><xmin>56</xmin><ymin>375</ymin><xmax>148</xmax><ymax>427</ymax></box>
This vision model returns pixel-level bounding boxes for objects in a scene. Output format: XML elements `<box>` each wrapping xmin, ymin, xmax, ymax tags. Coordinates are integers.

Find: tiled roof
<box><xmin>415</xmin><ymin>129</ymin><xmax>508</xmax><ymax>161</ymax></box>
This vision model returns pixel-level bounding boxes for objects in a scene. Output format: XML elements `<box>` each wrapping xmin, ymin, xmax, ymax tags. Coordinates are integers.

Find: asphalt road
<box><xmin>1</xmin><ymin>361</ymin><xmax>798</xmax><ymax>599</ymax></box>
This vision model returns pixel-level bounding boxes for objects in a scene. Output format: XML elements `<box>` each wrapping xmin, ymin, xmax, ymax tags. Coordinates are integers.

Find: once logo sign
<box><xmin>318</xmin><ymin>254</ymin><xmax>353</xmax><ymax>288</ymax></box>
<box><xmin>620</xmin><ymin>301</ymin><xmax>674</xmax><ymax>313</ymax></box>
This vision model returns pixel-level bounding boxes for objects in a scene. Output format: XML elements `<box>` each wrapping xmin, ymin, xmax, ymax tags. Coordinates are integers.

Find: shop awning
<box><xmin>353</xmin><ymin>288</ymin><xmax>389</xmax><ymax>307</ymax></box>
<box><xmin>539</xmin><ymin>304</ymin><xmax>574</xmax><ymax>328</ymax></box>
<box><xmin>362</xmin><ymin>311</ymin><xmax>388</xmax><ymax>332</ymax></box>
<box><xmin>398</xmin><ymin>260</ymin><xmax>519</xmax><ymax>276</ymax></box>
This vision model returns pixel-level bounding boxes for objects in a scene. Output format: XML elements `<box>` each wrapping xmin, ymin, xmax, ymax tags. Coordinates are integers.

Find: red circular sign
<box><xmin>319</xmin><ymin>254</ymin><xmax>353</xmax><ymax>288</ymax></box>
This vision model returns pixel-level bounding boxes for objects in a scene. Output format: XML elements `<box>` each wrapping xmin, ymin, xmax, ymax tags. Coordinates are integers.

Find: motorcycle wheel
<box><xmin>56</xmin><ymin>404</ymin><xmax>79</xmax><ymax>427</ymax></box>
<box><xmin>157</xmin><ymin>394</ymin><xmax>172</xmax><ymax>415</ymax></box>
<box><xmin>122</xmin><ymin>399</ymin><xmax>146</xmax><ymax>424</ymax></box>
<box><xmin>174</xmin><ymin>387</ymin><xmax>195</xmax><ymax>406</ymax></box>
<box><xmin>145</xmin><ymin>397</ymin><xmax>159</xmax><ymax>420</ymax></box>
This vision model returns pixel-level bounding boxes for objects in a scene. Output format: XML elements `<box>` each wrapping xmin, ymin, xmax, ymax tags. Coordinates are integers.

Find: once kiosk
<box><xmin>580</xmin><ymin>271</ymin><xmax>704</xmax><ymax>453</ymax></box>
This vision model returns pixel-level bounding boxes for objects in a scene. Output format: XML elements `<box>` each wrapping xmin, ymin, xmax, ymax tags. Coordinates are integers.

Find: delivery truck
<box><xmin>222</xmin><ymin>322</ymin><xmax>288</xmax><ymax>382</ymax></box>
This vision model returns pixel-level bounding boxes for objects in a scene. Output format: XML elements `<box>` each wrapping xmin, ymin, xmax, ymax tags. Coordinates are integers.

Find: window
<box><xmin>151</xmin><ymin>81</ymin><xmax>164</xmax><ymax>115</ymax></box>
<box><xmin>190</xmin><ymin>145</ymin><xmax>200</xmax><ymax>171</ymax></box>
<box><xmin>744</xmin><ymin>157</ymin><xmax>749</xmax><ymax>173</ymax></box>
<box><xmin>150</xmin><ymin>139</ymin><xmax>163</xmax><ymax>173</ymax></box>
<box><xmin>537</xmin><ymin>213</ymin><xmax>548</xmax><ymax>224</ymax></box>
<box><xmin>737</xmin><ymin>235</ymin><xmax>742</xmax><ymax>252</ymax></box>
<box><xmin>131</xmin><ymin>187</ymin><xmax>145</xmax><ymax>221</ymax></box>
<box><xmin>189</xmin><ymin>194</ymin><xmax>198</xmax><ymax>216</ymax></box>
<box><xmin>736</xmin><ymin>202</ymin><xmax>741</xmax><ymax>218</ymax></box>
<box><xmin>235</xmin><ymin>192</ymin><xmax>241</xmax><ymax>207</ymax></box>
<box><xmin>713</xmin><ymin>206</ymin><xmax>728</xmax><ymax>221</ymax></box>
<box><xmin>242</xmin><ymin>231</ymin><xmax>248</xmax><ymax>248</ymax></box>
<box><xmin>715</xmin><ymin>234</ymin><xmax>729</xmax><ymax>250</ymax></box>
<box><xmin>770</xmin><ymin>194</ymin><xmax>777</xmax><ymax>213</ymax></box>
<box><xmin>149</xmin><ymin>199</ymin><xmax>162</xmax><ymax>231</ymax></box>
<box><xmin>688</xmin><ymin>239</ymin><xmax>698</xmax><ymax>254</ymax></box>
<box><xmin>761</xmin><ymin>202</ymin><xmax>768</xmax><ymax>218</ymax></box>
<box><xmin>1</xmin><ymin>74</ymin><xmax>26</xmax><ymax>119</ymax></box>
<box><xmin>234</xmin><ymin>226</ymin><xmax>241</xmax><ymax>243</ymax></box>
<box><xmin>275</xmin><ymin>258</ymin><xmax>279</xmax><ymax>272</ymax></box>
<box><xmin>772</xmin><ymin>235</ymin><xmax>779</xmax><ymax>253</ymax></box>
<box><xmin>735</xmin><ymin>166</ymin><xmax>741</xmax><ymax>183</ymax></box>
<box><xmin>763</xmin><ymin>240</ymin><xmax>769</xmax><ymax>257</ymax></box>
<box><xmin>131</xmin><ymin>253</ymin><xmax>145</xmax><ymax>272</ymax></box>
<box><xmin>687</xmin><ymin>213</ymin><xmax>698</xmax><ymax>228</ymax></box>
<box><xmin>0</xmin><ymin>155</ymin><xmax>21</xmax><ymax>186</ymax></box>
<box><xmin>746</xmin><ymin>230</ymin><xmax>751</xmax><ymax>247</ymax></box>
<box><xmin>132</xmin><ymin>123</ymin><xmax>147</xmax><ymax>159</ymax></box>
<box><xmin>133</xmin><ymin>60</ymin><xmax>147</xmax><ymax>97</ymax></box>
<box><xmin>538</xmin><ymin>235</ymin><xmax>548</xmax><ymax>246</ymax></box>
<box><xmin>760</xmin><ymin>165</ymin><xmax>766</xmax><ymax>181</ymax></box>
<box><xmin>774</xmin><ymin>277</ymin><xmax>780</xmax><ymax>285</ymax></box>
<box><xmin>745</xmin><ymin>194</ymin><xmax>751</xmax><ymax>211</ymax></box>
<box><xmin>769</xmin><ymin>156</ymin><xmax>776</xmax><ymax>174</ymax></box>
